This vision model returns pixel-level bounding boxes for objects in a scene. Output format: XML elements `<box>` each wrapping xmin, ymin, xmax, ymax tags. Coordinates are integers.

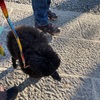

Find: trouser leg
<box><xmin>31</xmin><ymin>0</ymin><xmax>49</xmax><ymax>26</ymax></box>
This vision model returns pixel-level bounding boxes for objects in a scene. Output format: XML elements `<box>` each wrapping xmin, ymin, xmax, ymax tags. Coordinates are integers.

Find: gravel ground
<box><xmin>5</xmin><ymin>0</ymin><xmax>100</xmax><ymax>14</ymax></box>
<box><xmin>0</xmin><ymin>2</ymin><xmax>100</xmax><ymax>100</ymax></box>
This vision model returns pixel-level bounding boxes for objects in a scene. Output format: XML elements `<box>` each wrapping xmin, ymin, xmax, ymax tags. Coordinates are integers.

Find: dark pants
<box><xmin>32</xmin><ymin>0</ymin><xmax>51</xmax><ymax>26</ymax></box>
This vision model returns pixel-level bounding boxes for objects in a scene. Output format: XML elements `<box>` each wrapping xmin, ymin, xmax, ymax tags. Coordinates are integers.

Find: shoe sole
<box><xmin>48</xmin><ymin>17</ymin><xmax>58</xmax><ymax>21</ymax></box>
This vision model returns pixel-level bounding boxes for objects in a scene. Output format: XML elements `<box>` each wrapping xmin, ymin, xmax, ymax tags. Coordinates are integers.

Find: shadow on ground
<box><xmin>52</xmin><ymin>0</ymin><xmax>100</xmax><ymax>13</ymax></box>
<box><xmin>70</xmin><ymin>64</ymin><xmax>100</xmax><ymax>100</ymax></box>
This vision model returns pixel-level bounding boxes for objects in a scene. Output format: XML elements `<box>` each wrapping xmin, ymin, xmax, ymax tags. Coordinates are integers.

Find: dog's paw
<box><xmin>51</xmin><ymin>71</ymin><xmax>61</xmax><ymax>81</ymax></box>
<box><xmin>12</xmin><ymin>63</ymin><xmax>18</xmax><ymax>69</ymax></box>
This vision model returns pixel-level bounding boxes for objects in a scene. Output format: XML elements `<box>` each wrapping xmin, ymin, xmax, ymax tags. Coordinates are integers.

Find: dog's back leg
<box><xmin>12</xmin><ymin>57</ymin><xmax>17</xmax><ymax>69</ymax></box>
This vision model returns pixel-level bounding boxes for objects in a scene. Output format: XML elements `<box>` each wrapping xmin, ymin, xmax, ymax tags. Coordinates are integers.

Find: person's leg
<box><xmin>0</xmin><ymin>86</ymin><xmax>7</xmax><ymax>100</ymax></box>
<box><xmin>7</xmin><ymin>86</ymin><xmax>18</xmax><ymax>100</ymax></box>
<box><xmin>0</xmin><ymin>86</ymin><xmax>18</xmax><ymax>100</ymax></box>
<box><xmin>31</xmin><ymin>0</ymin><xmax>48</xmax><ymax>26</ymax></box>
<box><xmin>47</xmin><ymin>0</ymin><xmax>51</xmax><ymax>10</ymax></box>
<box><xmin>31</xmin><ymin>0</ymin><xmax>60</xmax><ymax>35</ymax></box>
<box><xmin>47</xmin><ymin>0</ymin><xmax>58</xmax><ymax>20</ymax></box>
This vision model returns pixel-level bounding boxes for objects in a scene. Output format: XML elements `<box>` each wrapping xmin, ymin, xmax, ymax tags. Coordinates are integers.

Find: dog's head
<box><xmin>25</xmin><ymin>43</ymin><xmax>61</xmax><ymax>81</ymax></box>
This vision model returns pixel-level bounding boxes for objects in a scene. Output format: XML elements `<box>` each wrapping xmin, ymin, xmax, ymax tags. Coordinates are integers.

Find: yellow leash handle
<box><xmin>0</xmin><ymin>0</ymin><xmax>26</xmax><ymax>68</ymax></box>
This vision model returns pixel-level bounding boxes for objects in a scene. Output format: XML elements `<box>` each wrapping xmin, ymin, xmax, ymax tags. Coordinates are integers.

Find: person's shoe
<box><xmin>7</xmin><ymin>86</ymin><xmax>18</xmax><ymax>100</ymax></box>
<box><xmin>35</xmin><ymin>23</ymin><xmax>60</xmax><ymax>35</ymax></box>
<box><xmin>47</xmin><ymin>10</ymin><xmax>58</xmax><ymax>21</ymax></box>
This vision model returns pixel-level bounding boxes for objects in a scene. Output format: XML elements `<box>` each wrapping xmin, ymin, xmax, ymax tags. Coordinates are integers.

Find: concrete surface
<box><xmin>0</xmin><ymin>1</ymin><xmax>100</xmax><ymax>100</ymax></box>
<box><xmin>5</xmin><ymin>0</ymin><xmax>100</xmax><ymax>14</ymax></box>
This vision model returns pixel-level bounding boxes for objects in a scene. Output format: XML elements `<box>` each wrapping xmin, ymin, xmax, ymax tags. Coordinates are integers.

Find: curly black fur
<box><xmin>7</xmin><ymin>26</ymin><xmax>61</xmax><ymax>81</ymax></box>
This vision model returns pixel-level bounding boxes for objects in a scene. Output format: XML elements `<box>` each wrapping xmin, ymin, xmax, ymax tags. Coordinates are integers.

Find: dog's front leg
<box><xmin>51</xmin><ymin>71</ymin><xmax>61</xmax><ymax>81</ymax></box>
<box><xmin>12</xmin><ymin>57</ymin><xmax>17</xmax><ymax>69</ymax></box>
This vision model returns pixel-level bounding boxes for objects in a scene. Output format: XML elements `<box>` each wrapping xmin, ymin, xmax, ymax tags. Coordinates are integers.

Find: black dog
<box><xmin>7</xmin><ymin>26</ymin><xmax>61</xmax><ymax>81</ymax></box>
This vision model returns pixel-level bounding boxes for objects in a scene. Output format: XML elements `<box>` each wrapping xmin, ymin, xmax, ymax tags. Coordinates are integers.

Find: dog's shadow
<box><xmin>0</xmin><ymin>66</ymin><xmax>40</xmax><ymax>92</ymax></box>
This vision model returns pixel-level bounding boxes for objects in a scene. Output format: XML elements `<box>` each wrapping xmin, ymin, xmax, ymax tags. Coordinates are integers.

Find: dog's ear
<box><xmin>51</xmin><ymin>71</ymin><xmax>61</xmax><ymax>81</ymax></box>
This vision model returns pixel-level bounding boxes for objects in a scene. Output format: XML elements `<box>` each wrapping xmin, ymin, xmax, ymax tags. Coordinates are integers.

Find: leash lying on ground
<box><xmin>0</xmin><ymin>0</ymin><xmax>26</xmax><ymax>68</ymax></box>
